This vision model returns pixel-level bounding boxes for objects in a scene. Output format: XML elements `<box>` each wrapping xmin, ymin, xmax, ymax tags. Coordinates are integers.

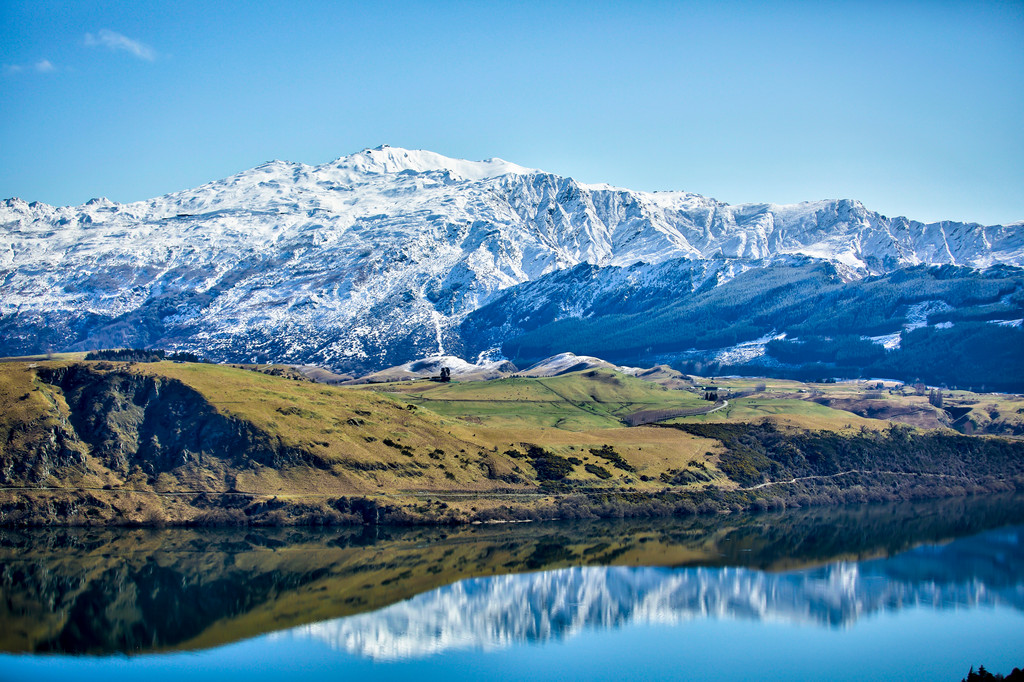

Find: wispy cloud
<box><xmin>84</xmin><ymin>29</ymin><xmax>156</xmax><ymax>61</ymax></box>
<box><xmin>3</xmin><ymin>60</ymin><xmax>57</xmax><ymax>75</ymax></box>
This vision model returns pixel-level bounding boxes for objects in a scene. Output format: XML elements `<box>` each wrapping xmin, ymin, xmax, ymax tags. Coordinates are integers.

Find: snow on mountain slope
<box><xmin>352</xmin><ymin>354</ymin><xmax>516</xmax><ymax>383</ymax></box>
<box><xmin>2</xmin><ymin>145</ymin><xmax>1022</xmax><ymax>371</ymax></box>
<box><xmin>519</xmin><ymin>352</ymin><xmax>619</xmax><ymax>376</ymax></box>
<box><xmin>332</xmin><ymin>146</ymin><xmax>537</xmax><ymax>180</ymax></box>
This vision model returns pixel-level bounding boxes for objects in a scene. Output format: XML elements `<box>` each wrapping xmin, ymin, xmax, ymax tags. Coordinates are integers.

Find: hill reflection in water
<box><xmin>289</xmin><ymin>527</ymin><xmax>1023</xmax><ymax>661</ymax></box>
<box><xmin>1</xmin><ymin>493</ymin><xmax>1023</xmax><ymax>657</ymax></box>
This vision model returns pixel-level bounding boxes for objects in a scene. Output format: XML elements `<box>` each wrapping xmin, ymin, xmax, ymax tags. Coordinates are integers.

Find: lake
<box><xmin>1</xmin><ymin>494</ymin><xmax>1022</xmax><ymax>681</ymax></box>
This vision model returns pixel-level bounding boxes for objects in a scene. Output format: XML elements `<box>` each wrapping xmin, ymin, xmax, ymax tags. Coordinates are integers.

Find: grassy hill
<box><xmin>370</xmin><ymin>368</ymin><xmax>710</xmax><ymax>430</ymax></box>
<box><xmin>1</xmin><ymin>358</ymin><xmax>1022</xmax><ymax>526</ymax></box>
<box><xmin>668</xmin><ymin>375</ymin><xmax>1024</xmax><ymax>435</ymax></box>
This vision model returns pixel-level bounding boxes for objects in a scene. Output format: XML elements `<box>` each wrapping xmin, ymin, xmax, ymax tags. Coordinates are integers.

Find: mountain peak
<box><xmin>329</xmin><ymin>145</ymin><xmax>536</xmax><ymax>181</ymax></box>
<box><xmin>83</xmin><ymin>197</ymin><xmax>118</xmax><ymax>208</ymax></box>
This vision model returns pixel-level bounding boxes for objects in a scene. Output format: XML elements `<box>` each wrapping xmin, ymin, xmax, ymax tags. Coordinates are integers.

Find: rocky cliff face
<box><xmin>1</xmin><ymin>365</ymin><xmax>319</xmax><ymax>490</ymax></box>
<box><xmin>0</xmin><ymin>387</ymin><xmax>85</xmax><ymax>486</ymax></box>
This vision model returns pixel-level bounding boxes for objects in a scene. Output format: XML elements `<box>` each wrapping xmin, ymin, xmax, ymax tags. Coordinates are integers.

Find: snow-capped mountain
<box><xmin>2</xmin><ymin>145</ymin><xmax>1022</xmax><ymax>372</ymax></box>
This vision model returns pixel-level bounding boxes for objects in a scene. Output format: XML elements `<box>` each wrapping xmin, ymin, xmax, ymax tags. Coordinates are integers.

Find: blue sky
<box><xmin>2</xmin><ymin>0</ymin><xmax>1022</xmax><ymax>224</ymax></box>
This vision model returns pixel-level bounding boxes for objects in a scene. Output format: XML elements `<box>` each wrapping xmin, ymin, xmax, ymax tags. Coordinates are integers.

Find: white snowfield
<box><xmin>2</xmin><ymin>145</ymin><xmax>1021</xmax><ymax>370</ymax></box>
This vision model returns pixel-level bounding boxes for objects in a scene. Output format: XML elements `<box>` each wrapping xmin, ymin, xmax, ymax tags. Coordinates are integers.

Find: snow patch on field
<box><xmin>712</xmin><ymin>332</ymin><xmax>787</xmax><ymax>365</ymax></box>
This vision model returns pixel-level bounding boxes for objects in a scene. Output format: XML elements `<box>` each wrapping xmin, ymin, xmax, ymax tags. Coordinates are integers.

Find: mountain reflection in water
<box><xmin>1</xmin><ymin>493</ymin><xmax>1022</xmax><ymax>657</ymax></box>
<box><xmin>289</xmin><ymin>527</ymin><xmax>1024</xmax><ymax>661</ymax></box>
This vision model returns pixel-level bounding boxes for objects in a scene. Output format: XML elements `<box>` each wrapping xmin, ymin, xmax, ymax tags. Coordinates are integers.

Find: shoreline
<box><xmin>3</xmin><ymin>475</ymin><xmax>1020</xmax><ymax>528</ymax></box>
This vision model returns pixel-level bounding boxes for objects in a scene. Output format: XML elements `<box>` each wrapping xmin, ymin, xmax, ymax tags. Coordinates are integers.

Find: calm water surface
<box><xmin>1</xmin><ymin>494</ymin><xmax>1022</xmax><ymax>681</ymax></box>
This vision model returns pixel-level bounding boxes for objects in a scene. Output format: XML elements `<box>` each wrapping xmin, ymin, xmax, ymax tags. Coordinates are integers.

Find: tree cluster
<box><xmin>494</xmin><ymin>264</ymin><xmax>1024</xmax><ymax>391</ymax></box>
<box><xmin>963</xmin><ymin>665</ymin><xmax>1024</xmax><ymax>682</ymax></box>
<box><xmin>85</xmin><ymin>348</ymin><xmax>204</xmax><ymax>363</ymax></box>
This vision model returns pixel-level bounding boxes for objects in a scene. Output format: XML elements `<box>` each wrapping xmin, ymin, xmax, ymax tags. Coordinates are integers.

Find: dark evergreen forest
<box><xmin>472</xmin><ymin>264</ymin><xmax>1024</xmax><ymax>391</ymax></box>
